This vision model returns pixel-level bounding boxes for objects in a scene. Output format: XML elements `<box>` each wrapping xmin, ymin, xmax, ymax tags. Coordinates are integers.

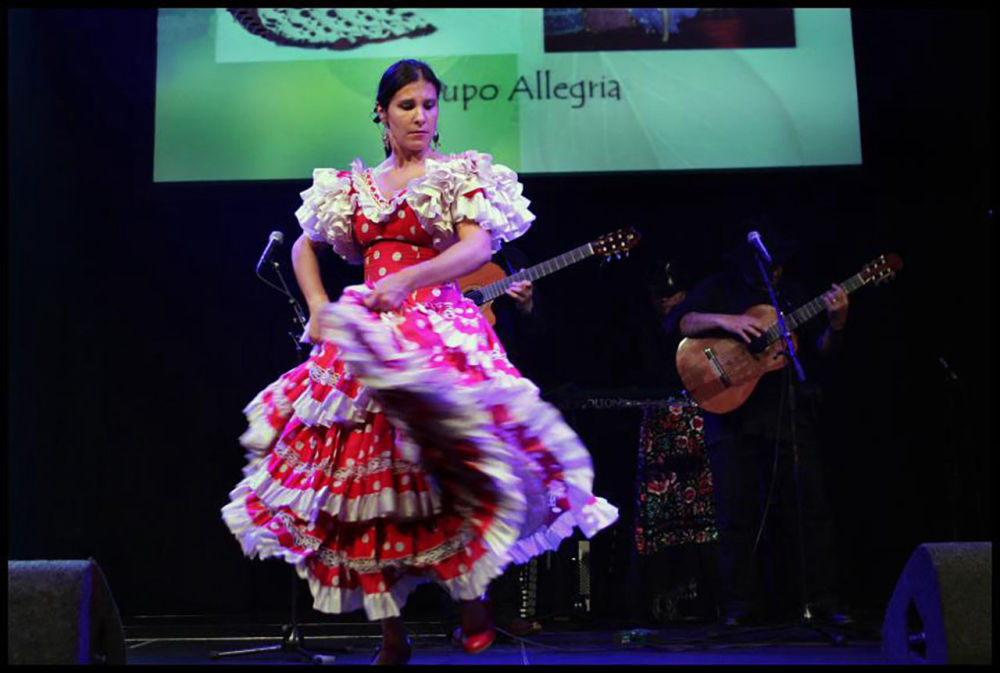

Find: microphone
<box><xmin>938</xmin><ymin>356</ymin><xmax>960</xmax><ymax>382</ymax></box>
<box><xmin>746</xmin><ymin>230</ymin><xmax>772</xmax><ymax>264</ymax></box>
<box><xmin>256</xmin><ymin>231</ymin><xmax>284</xmax><ymax>273</ymax></box>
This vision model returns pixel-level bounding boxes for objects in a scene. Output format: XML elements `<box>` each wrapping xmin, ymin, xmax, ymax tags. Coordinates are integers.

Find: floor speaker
<box><xmin>7</xmin><ymin>558</ymin><xmax>127</xmax><ymax>665</ymax></box>
<box><xmin>881</xmin><ymin>542</ymin><xmax>991</xmax><ymax>664</ymax></box>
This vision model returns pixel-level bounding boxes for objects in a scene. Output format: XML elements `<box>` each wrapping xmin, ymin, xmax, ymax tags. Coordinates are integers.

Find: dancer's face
<box><xmin>379</xmin><ymin>78</ymin><xmax>439</xmax><ymax>155</ymax></box>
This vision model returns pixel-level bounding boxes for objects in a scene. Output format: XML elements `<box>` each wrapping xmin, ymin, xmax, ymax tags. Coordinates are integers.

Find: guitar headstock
<box><xmin>592</xmin><ymin>227</ymin><xmax>642</xmax><ymax>260</ymax></box>
<box><xmin>860</xmin><ymin>253</ymin><xmax>903</xmax><ymax>286</ymax></box>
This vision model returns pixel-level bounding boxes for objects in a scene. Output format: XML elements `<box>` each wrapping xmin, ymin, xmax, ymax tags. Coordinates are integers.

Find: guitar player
<box><xmin>489</xmin><ymin>244</ymin><xmax>548</xmax><ymax>386</ymax></box>
<box><xmin>670</xmin><ymin>223</ymin><xmax>852</xmax><ymax>627</ymax></box>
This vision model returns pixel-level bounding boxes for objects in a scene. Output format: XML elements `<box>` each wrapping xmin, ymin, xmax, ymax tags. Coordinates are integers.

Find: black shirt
<box><xmin>490</xmin><ymin>246</ymin><xmax>547</xmax><ymax>381</ymax></box>
<box><xmin>634</xmin><ymin>295</ymin><xmax>687</xmax><ymax>391</ymax></box>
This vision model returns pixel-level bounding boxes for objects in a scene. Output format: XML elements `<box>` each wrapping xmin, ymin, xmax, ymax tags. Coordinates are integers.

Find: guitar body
<box><xmin>675</xmin><ymin>304</ymin><xmax>798</xmax><ymax>414</ymax></box>
<box><xmin>457</xmin><ymin>261</ymin><xmax>506</xmax><ymax>326</ymax></box>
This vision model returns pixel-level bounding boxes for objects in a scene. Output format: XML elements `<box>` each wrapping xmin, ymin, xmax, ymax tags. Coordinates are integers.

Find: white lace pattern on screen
<box><xmin>227</xmin><ymin>8</ymin><xmax>435</xmax><ymax>50</ymax></box>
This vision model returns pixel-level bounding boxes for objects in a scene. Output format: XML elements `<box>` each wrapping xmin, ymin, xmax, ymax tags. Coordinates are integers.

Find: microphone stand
<box><xmin>754</xmin><ymin>251</ymin><xmax>805</xmax><ymax>384</ymax></box>
<box><xmin>210</xmin><ymin>245</ymin><xmax>341</xmax><ymax>664</ymax></box>
<box><xmin>752</xmin><ymin>252</ymin><xmax>845</xmax><ymax>646</ymax></box>
<box><xmin>255</xmin><ymin>255</ymin><xmax>310</xmax><ymax>356</ymax></box>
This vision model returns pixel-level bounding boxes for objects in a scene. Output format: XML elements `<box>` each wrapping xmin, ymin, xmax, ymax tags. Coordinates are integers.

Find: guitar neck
<box><xmin>762</xmin><ymin>271</ymin><xmax>869</xmax><ymax>344</ymax></box>
<box><xmin>477</xmin><ymin>242</ymin><xmax>595</xmax><ymax>303</ymax></box>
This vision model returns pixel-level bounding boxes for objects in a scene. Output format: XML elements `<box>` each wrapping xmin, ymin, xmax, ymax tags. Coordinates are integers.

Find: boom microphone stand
<box><xmin>210</xmin><ymin>231</ymin><xmax>341</xmax><ymax>664</ymax></box>
<box><xmin>750</xmin><ymin>238</ymin><xmax>846</xmax><ymax>647</ymax></box>
<box><xmin>252</xmin><ymin>231</ymin><xmax>310</xmax><ymax>356</ymax></box>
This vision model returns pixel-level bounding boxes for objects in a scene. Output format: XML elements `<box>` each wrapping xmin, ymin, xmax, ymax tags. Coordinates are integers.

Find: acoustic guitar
<box><xmin>458</xmin><ymin>227</ymin><xmax>641</xmax><ymax>325</ymax></box>
<box><xmin>675</xmin><ymin>253</ymin><xmax>903</xmax><ymax>414</ymax></box>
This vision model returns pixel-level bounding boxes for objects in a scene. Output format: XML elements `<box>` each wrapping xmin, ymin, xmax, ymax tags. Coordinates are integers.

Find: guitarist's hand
<box><xmin>507</xmin><ymin>280</ymin><xmax>534</xmax><ymax>315</ymax></box>
<box><xmin>821</xmin><ymin>283</ymin><xmax>849</xmax><ymax>331</ymax></box>
<box><xmin>719</xmin><ymin>314</ymin><xmax>766</xmax><ymax>344</ymax></box>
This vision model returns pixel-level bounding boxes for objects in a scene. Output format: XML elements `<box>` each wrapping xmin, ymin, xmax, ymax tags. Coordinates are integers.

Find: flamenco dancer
<box><xmin>221</xmin><ymin>59</ymin><xmax>618</xmax><ymax>665</ymax></box>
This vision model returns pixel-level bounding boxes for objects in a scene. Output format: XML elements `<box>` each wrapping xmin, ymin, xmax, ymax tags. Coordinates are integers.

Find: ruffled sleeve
<box><xmin>294</xmin><ymin>168</ymin><xmax>363</xmax><ymax>265</ymax></box>
<box><xmin>407</xmin><ymin>151</ymin><xmax>536</xmax><ymax>252</ymax></box>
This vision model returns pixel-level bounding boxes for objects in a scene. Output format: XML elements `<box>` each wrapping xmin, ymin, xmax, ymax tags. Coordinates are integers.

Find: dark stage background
<box><xmin>7</xmin><ymin>9</ymin><xmax>993</xmax><ymax>625</ymax></box>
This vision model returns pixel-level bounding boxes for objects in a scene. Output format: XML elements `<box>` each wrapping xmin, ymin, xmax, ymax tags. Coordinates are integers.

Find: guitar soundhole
<box><xmin>747</xmin><ymin>336</ymin><xmax>768</xmax><ymax>355</ymax></box>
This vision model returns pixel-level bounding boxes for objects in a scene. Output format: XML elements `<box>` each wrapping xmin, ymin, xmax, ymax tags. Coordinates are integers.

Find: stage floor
<box><xmin>123</xmin><ymin>619</ymin><xmax>891</xmax><ymax>666</ymax></box>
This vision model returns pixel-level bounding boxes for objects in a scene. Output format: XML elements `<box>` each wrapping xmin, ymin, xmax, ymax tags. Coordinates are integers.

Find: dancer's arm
<box><xmin>292</xmin><ymin>233</ymin><xmax>332</xmax><ymax>341</ymax></box>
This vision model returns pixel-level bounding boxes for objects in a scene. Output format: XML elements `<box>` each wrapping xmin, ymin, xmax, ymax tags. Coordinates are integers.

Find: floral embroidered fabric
<box><xmin>634</xmin><ymin>399</ymin><xmax>717</xmax><ymax>554</ymax></box>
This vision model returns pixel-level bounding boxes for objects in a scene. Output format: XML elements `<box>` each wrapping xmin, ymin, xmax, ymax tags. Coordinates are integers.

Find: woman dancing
<box><xmin>222</xmin><ymin>59</ymin><xmax>618</xmax><ymax>665</ymax></box>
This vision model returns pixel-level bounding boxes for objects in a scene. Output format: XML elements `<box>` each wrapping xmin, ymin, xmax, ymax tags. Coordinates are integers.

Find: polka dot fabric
<box><xmin>223</xmin><ymin>153</ymin><xmax>618</xmax><ymax>620</ymax></box>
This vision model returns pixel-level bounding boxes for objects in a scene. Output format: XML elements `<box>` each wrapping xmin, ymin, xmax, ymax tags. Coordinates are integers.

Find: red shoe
<box><xmin>460</xmin><ymin>628</ymin><xmax>496</xmax><ymax>655</ymax></box>
<box><xmin>457</xmin><ymin>596</ymin><xmax>495</xmax><ymax>654</ymax></box>
<box><xmin>450</xmin><ymin>626</ymin><xmax>496</xmax><ymax>654</ymax></box>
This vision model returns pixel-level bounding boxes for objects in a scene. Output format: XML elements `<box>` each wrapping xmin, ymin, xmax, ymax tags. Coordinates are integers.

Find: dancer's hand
<box><xmin>365</xmin><ymin>271</ymin><xmax>414</xmax><ymax>312</ymax></box>
<box><xmin>303</xmin><ymin>300</ymin><xmax>328</xmax><ymax>343</ymax></box>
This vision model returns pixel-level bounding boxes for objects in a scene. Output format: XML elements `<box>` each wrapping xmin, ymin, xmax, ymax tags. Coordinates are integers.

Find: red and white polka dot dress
<box><xmin>223</xmin><ymin>151</ymin><xmax>618</xmax><ymax>620</ymax></box>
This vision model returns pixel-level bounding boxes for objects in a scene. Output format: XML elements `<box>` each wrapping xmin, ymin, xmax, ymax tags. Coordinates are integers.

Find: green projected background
<box><xmin>154</xmin><ymin>8</ymin><xmax>861</xmax><ymax>182</ymax></box>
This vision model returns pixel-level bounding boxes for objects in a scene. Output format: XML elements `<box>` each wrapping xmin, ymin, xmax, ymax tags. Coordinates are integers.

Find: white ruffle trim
<box><xmin>295</xmin><ymin>168</ymin><xmax>363</xmax><ymax>265</ymax></box>
<box><xmin>225</xmin><ymin>478</ymin><xmax>521</xmax><ymax>620</ymax></box>
<box><xmin>413</xmin><ymin>304</ymin><xmax>528</xmax><ymax>387</ymax></box>
<box><xmin>235</xmin><ymin>380</ymin><xmax>440</xmax><ymax>522</ymax></box>
<box><xmin>223</xmin><ymin>487</ymin><xmax>497</xmax><ymax>620</ymax></box>
<box><xmin>306</xmin><ymin>573</ymin><xmax>434</xmax><ymax>620</ymax></box>
<box><xmin>302</xmin><ymin>528</ymin><xmax>512</xmax><ymax>618</ymax></box>
<box><xmin>238</xmin><ymin>389</ymin><xmax>287</xmax><ymax>454</ymax></box>
<box><xmin>347</xmin><ymin>151</ymin><xmax>535</xmax><ymax>253</ymax></box>
<box><xmin>230</xmin><ymin>455</ymin><xmax>443</xmax><ymax>525</ymax></box>
<box><xmin>409</xmin><ymin>151</ymin><xmax>535</xmax><ymax>253</ymax></box>
<box><xmin>305</xmin><ymin>550</ymin><xmax>507</xmax><ymax>619</ymax></box>
<box><xmin>222</xmin><ymin>491</ymin><xmax>431</xmax><ymax>619</ymax></box>
<box><xmin>238</xmin><ymin>370</ymin><xmax>380</xmax><ymax>455</ymax></box>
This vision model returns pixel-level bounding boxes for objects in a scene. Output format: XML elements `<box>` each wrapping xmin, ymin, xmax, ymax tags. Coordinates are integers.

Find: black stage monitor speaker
<box><xmin>7</xmin><ymin>558</ymin><xmax>127</xmax><ymax>665</ymax></box>
<box><xmin>881</xmin><ymin>542</ymin><xmax>991</xmax><ymax>665</ymax></box>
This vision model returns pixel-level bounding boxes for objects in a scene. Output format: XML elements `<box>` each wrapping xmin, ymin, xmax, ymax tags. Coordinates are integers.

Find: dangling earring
<box><xmin>432</xmin><ymin>131</ymin><xmax>440</xmax><ymax>149</ymax></box>
<box><xmin>382</xmin><ymin>125</ymin><xmax>391</xmax><ymax>154</ymax></box>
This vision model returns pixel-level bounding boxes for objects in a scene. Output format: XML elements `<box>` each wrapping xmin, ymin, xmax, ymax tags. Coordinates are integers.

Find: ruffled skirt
<box><xmin>221</xmin><ymin>283</ymin><xmax>618</xmax><ymax>620</ymax></box>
